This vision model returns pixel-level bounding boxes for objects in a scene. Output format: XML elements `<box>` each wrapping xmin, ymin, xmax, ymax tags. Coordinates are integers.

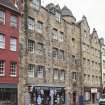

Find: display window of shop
<box><xmin>0</xmin><ymin>88</ymin><xmax>17</xmax><ymax>105</ymax></box>
<box><xmin>29</xmin><ymin>86</ymin><xmax>65</xmax><ymax>105</ymax></box>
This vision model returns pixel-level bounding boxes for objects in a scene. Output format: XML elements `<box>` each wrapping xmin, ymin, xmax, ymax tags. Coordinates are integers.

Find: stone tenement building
<box><xmin>77</xmin><ymin>17</ymin><xmax>102</xmax><ymax>104</ymax></box>
<box><xmin>18</xmin><ymin>0</ymin><xmax>102</xmax><ymax>105</ymax></box>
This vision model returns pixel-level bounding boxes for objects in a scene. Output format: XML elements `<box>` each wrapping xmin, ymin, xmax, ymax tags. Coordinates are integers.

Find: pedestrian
<box><xmin>37</xmin><ymin>95</ymin><xmax>42</xmax><ymax>105</ymax></box>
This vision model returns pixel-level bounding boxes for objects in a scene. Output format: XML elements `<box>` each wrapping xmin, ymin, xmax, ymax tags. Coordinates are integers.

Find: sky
<box><xmin>42</xmin><ymin>0</ymin><xmax>105</xmax><ymax>39</ymax></box>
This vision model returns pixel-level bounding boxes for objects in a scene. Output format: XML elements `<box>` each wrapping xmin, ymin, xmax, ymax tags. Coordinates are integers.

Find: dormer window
<box><xmin>55</xmin><ymin>12</ymin><xmax>61</xmax><ymax>22</ymax></box>
<box><xmin>32</xmin><ymin>0</ymin><xmax>40</xmax><ymax>10</ymax></box>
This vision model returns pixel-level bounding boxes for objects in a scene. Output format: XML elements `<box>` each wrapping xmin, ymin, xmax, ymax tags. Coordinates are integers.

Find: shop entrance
<box><xmin>73</xmin><ymin>92</ymin><xmax>76</xmax><ymax>105</ymax></box>
<box><xmin>91</xmin><ymin>93</ymin><xmax>96</xmax><ymax>103</ymax></box>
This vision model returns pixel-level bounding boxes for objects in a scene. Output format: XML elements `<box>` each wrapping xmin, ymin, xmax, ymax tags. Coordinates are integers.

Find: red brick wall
<box><xmin>0</xmin><ymin>8</ymin><xmax>19</xmax><ymax>84</ymax></box>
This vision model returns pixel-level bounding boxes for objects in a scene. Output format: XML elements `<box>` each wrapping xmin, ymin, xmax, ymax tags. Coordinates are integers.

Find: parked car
<box><xmin>99</xmin><ymin>94</ymin><xmax>105</xmax><ymax>105</ymax></box>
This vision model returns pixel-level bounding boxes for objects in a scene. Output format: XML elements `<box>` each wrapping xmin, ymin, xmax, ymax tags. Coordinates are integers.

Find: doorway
<box><xmin>73</xmin><ymin>92</ymin><xmax>76</xmax><ymax>105</ymax></box>
<box><xmin>91</xmin><ymin>93</ymin><xmax>96</xmax><ymax>103</ymax></box>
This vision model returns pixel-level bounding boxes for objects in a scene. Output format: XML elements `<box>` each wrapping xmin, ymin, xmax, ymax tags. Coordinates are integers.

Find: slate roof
<box><xmin>62</xmin><ymin>6</ymin><xmax>73</xmax><ymax>17</ymax></box>
<box><xmin>0</xmin><ymin>0</ymin><xmax>19</xmax><ymax>13</ymax></box>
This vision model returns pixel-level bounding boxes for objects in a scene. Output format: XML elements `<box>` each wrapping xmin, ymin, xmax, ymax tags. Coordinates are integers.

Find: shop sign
<box><xmin>91</xmin><ymin>88</ymin><xmax>97</xmax><ymax>93</ymax></box>
<box><xmin>33</xmin><ymin>86</ymin><xmax>63</xmax><ymax>90</ymax></box>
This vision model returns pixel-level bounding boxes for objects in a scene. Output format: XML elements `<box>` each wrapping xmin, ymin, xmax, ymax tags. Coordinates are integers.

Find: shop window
<box><xmin>31</xmin><ymin>0</ymin><xmax>41</xmax><ymax>10</ymax></box>
<box><xmin>53</xmin><ymin>69</ymin><xmax>59</xmax><ymax>80</ymax></box>
<box><xmin>0</xmin><ymin>60</ymin><xmax>5</xmax><ymax>76</ymax></box>
<box><xmin>36</xmin><ymin>21</ymin><xmax>43</xmax><ymax>33</ymax></box>
<box><xmin>10</xmin><ymin>15</ymin><xmax>17</xmax><ymax>28</ymax></box>
<box><xmin>36</xmin><ymin>65</ymin><xmax>44</xmax><ymax>78</ymax></box>
<box><xmin>28</xmin><ymin>64</ymin><xmax>35</xmax><ymax>78</ymax></box>
<box><xmin>10</xmin><ymin>37</ymin><xmax>17</xmax><ymax>51</ymax></box>
<box><xmin>10</xmin><ymin>62</ymin><xmax>17</xmax><ymax>77</ymax></box>
<box><xmin>52</xmin><ymin>48</ymin><xmax>58</xmax><ymax>59</ymax></box>
<box><xmin>0</xmin><ymin>10</ymin><xmax>5</xmax><ymax>24</ymax></box>
<box><xmin>28</xmin><ymin>17</ymin><xmax>35</xmax><ymax>30</ymax></box>
<box><xmin>52</xmin><ymin>28</ymin><xmax>58</xmax><ymax>40</ymax></box>
<box><xmin>0</xmin><ymin>33</ymin><xmax>5</xmax><ymax>49</ymax></box>
<box><xmin>28</xmin><ymin>39</ymin><xmax>35</xmax><ymax>53</ymax></box>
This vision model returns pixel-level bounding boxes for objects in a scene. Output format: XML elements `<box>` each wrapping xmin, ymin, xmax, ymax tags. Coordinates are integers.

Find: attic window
<box><xmin>55</xmin><ymin>12</ymin><xmax>61</xmax><ymax>22</ymax></box>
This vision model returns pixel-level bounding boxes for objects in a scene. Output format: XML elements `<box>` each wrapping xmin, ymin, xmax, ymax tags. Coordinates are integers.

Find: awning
<box><xmin>0</xmin><ymin>84</ymin><xmax>17</xmax><ymax>88</ymax></box>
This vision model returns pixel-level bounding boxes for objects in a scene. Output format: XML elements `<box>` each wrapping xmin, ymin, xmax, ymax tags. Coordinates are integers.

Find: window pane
<box><xmin>37</xmin><ymin>65</ymin><xmax>44</xmax><ymax>78</ymax></box>
<box><xmin>10</xmin><ymin>16</ymin><xmax>17</xmax><ymax>27</ymax></box>
<box><xmin>58</xmin><ymin>32</ymin><xmax>64</xmax><ymax>42</ymax></box>
<box><xmin>0</xmin><ymin>10</ymin><xmax>5</xmax><ymax>23</ymax></box>
<box><xmin>54</xmin><ymin>69</ymin><xmax>59</xmax><ymax>80</ymax></box>
<box><xmin>0</xmin><ymin>34</ymin><xmax>5</xmax><ymax>49</ymax></box>
<box><xmin>32</xmin><ymin>0</ymin><xmax>40</xmax><ymax>10</ymax></box>
<box><xmin>28</xmin><ymin>39</ymin><xmax>35</xmax><ymax>53</ymax></box>
<box><xmin>0</xmin><ymin>60</ymin><xmax>5</xmax><ymax>76</ymax></box>
<box><xmin>37</xmin><ymin>43</ymin><xmax>44</xmax><ymax>54</ymax></box>
<box><xmin>28</xmin><ymin>17</ymin><xmax>35</xmax><ymax>30</ymax></box>
<box><xmin>59</xmin><ymin>50</ymin><xmax>64</xmax><ymax>60</ymax></box>
<box><xmin>60</xmin><ymin>70</ymin><xmax>65</xmax><ymax>80</ymax></box>
<box><xmin>10</xmin><ymin>38</ymin><xmax>17</xmax><ymax>51</ymax></box>
<box><xmin>55</xmin><ymin>12</ymin><xmax>61</xmax><ymax>22</ymax></box>
<box><xmin>52</xmin><ymin>48</ymin><xmax>58</xmax><ymax>58</ymax></box>
<box><xmin>52</xmin><ymin>28</ymin><xmax>58</xmax><ymax>40</ymax></box>
<box><xmin>28</xmin><ymin>64</ymin><xmax>35</xmax><ymax>78</ymax></box>
<box><xmin>10</xmin><ymin>62</ymin><xmax>17</xmax><ymax>77</ymax></box>
<box><xmin>36</xmin><ymin>21</ymin><xmax>43</xmax><ymax>33</ymax></box>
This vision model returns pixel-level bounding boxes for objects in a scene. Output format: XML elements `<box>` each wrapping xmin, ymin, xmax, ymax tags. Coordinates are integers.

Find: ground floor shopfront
<box><xmin>25</xmin><ymin>86</ymin><xmax>65</xmax><ymax>105</ymax></box>
<box><xmin>84</xmin><ymin>87</ymin><xmax>101</xmax><ymax>104</ymax></box>
<box><xmin>0</xmin><ymin>84</ymin><xmax>18</xmax><ymax>105</ymax></box>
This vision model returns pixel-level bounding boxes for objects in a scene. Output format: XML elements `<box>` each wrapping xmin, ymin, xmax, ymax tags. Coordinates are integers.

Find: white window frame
<box><xmin>28</xmin><ymin>39</ymin><xmax>35</xmax><ymax>53</ymax></box>
<box><xmin>10</xmin><ymin>38</ymin><xmax>17</xmax><ymax>51</ymax></box>
<box><xmin>28</xmin><ymin>64</ymin><xmax>35</xmax><ymax>78</ymax></box>
<box><xmin>0</xmin><ymin>33</ymin><xmax>5</xmax><ymax>49</ymax></box>
<box><xmin>0</xmin><ymin>10</ymin><xmax>5</xmax><ymax>24</ymax></box>
<box><xmin>10</xmin><ymin>62</ymin><xmax>17</xmax><ymax>77</ymax></box>
<box><xmin>28</xmin><ymin>17</ymin><xmax>35</xmax><ymax>30</ymax></box>
<box><xmin>0</xmin><ymin>60</ymin><xmax>5</xmax><ymax>76</ymax></box>
<box><xmin>10</xmin><ymin>15</ymin><xmax>17</xmax><ymax>27</ymax></box>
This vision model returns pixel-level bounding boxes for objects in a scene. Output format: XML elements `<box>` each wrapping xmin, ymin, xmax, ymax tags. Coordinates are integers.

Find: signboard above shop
<box><xmin>91</xmin><ymin>88</ymin><xmax>97</xmax><ymax>93</ymax></box>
